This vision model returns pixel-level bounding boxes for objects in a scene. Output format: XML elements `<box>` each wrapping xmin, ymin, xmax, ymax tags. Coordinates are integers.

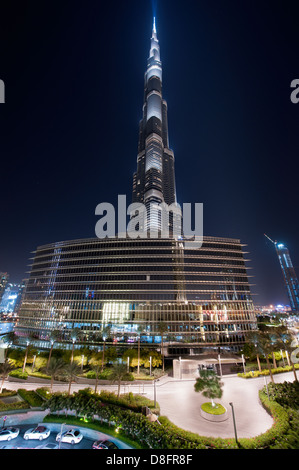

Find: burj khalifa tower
<box><xmin>132</xmin><ymin>18</ymin><xmax>177</xmax><ymax>233</ymax></box>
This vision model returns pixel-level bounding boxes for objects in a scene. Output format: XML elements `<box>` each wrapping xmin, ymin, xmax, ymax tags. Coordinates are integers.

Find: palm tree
<box><xmin>2</xmin><ymin>332</ymin><xmax>16</xmax><ymax>360</ymax></box>
<box><xmin>0</xmin><ymin>359</ymin><xmax>13</xmax><ymax>393</ymax></box>
<box><xmin>246</xmin><ymin>330</ymin><xmax>263</xmax><ymax>372</ymax></box>
<box><xmin>43</xmin><ymin>357</ymin><xmax>66</xmax><ymax>393</ymax></box>
<box><xmin>64</xmin><ymin>362</ymin><xmax>81</xmax><ymax>395</ymax></box>
<box><xmin>157</xmin><ymin>321</ymin><xmax>168</xmax><ymax>373</ymax></box>
<box><xmin>258</xmin><ymin>331</ymin><xmax>276</xmax><ymax>383</ymax></box>
<box><xmin>22</xmin><ymin>333</ymin><xmax>36</xmax><ymax>373</ymax></box>
<box><xmin>91</xmin><ymin>363</ymin><xmax>101</xmax><ymax>394</ymax></box>
<box><xmin>273</xmin><ymin>326</ymin><xmax>298</xmax><ymax>382</ymax></box>
<box><xmin>136</xmin><ymin>326</ymin><xmax>146</xmax><ymax>376</ymax></box>
<box><xmin>46</xmin><ymin>330</ymin><xmax>61</xmax><ymax>371</ymax></box>
<box><xmin>69</xmin><ymin>328</ymin><xmax>82</xmax><ymax>365</ymax></box>
<box><xmin>109</xmin><ymin>362</ymin><xmax>128</xmax><ymax>398</ymax></box>
<box><xmin>194</xmin><ymin>369</ymin><xmax>223</xmax><ymax>408</ymax></box>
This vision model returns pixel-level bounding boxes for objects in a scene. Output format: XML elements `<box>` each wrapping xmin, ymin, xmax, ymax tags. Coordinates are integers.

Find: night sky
<box><xmin>0</xmin><ymin>0</ymin><xmax>298</xmax><ymax>306</ymax></box>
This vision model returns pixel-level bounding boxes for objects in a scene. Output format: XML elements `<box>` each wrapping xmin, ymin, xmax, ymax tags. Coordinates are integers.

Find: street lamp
<box><xmin>241</xmin><ymin>354</ymin><xmax>246</xmax><ymax>374</ymax></box>
<box><xmin>149</xmin><ymin>356</ymin><xmax>152</xmax><ymax>376</ymax></box>
<box><xmin>58</xmin><ymin>422</ymin><xmax>66</xmax><ymax>449</ymax></box>
<box><xmin>31</xmin><ymin>355</ymin><xmax>36</xmax><ymax>373</ymax></box>
<box><xmin>153</xmin><ymin>379</ymin><xmax>157</xmax><ymax>408</ymax></box>
<box><xmin>229</xmin><ymin>402</ymin><xmax>238</xmax><ymax>445</ymax></box>
<box><xmin>218</xmin><ymin>354</ymin><xmax>222</xmax><ymax>377</ymax></box>
<box><xmin>101</xmin><ymin>336</ymin><xmax>106</xmax><ymax>373</ymax></box>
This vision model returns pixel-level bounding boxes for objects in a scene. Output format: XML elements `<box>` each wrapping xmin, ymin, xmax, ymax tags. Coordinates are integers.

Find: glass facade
<box><xmin>16</xmin><ymin>236</ymin><xmax>257</xmax><ymax>354</ymax></box>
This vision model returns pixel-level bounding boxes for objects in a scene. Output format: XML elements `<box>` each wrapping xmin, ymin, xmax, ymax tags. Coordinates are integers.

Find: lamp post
<box><xmin>149</xmin><ymin>356</ymin><xmax>152</xmax><ymax>376</ymax></box>
<box><xmin>241</xmin><ymin>354</ymin><xmax>246</xmax><ymax>374</ymax></box>
<box><xmin>229</xmin><ymin>402</ymin><xmax>238</xmax><ymax>445</ymax></box>
<box><xmin>153</xmin><ymin>379</ymin><xmax>157</xmax><ymax>408</ymax></box>
<box><xmin>280</xmin><ymin>349</ymin><xmax>285</xmax><ymax>367</ymax></box>
<box><xmin>31</xmin><ymin>355</ymin><xmax>36</xmax><ymax>373</ymax></box>
<box><xmin>101</xmin><ymin>337</ymin><xmax>106</xmax><ymax>372</ymax></box>
<box><xmin>218</xmin><ymin>354</ymin><xmax>222</xmax><ymax>377</ymax></box>
<box><xmin>81</xmin><ymin>355</ymin><xmax>84</xmax><ymax>371</ymax></box>
<box><xmin>264</xmin><ymin>376</ymin><xmax>269</xmax><ymax>400</ymax></box>
<box><xmin>58</xmin><ymin>422</ymin><xmax>65</xmax><ymax>449</ymax></box>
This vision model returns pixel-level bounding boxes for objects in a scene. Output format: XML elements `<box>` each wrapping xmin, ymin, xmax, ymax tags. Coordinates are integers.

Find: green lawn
<box><xmin>201</xmin><ymin>402</ymin><xmax>226</xmax><ymax>415</ymax></box>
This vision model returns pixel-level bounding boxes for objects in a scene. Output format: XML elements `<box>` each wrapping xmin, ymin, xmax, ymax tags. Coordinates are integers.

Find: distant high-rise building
<box><xmin>0</xmin><ymin>273</ymin><xmax>9</xmax><ymax>303</ymax></box>
<box><xmin>275</xmin><ymin>243</ymin><xmax>299</xmax><ymax>312</ymax></box>
<box><xmin>265</xmin><ymin>235</ymin><xmax>299</xmax><ymax>313</ymax></box>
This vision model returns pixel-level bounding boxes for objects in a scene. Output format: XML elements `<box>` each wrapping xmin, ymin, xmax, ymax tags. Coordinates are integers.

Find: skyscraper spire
<box><xmin>132</xmin><ymin>17</ymin><xmax>177</xmax><ymax>233</ymax></box>
<box><xmin>153</xmin><ymin>16</ymin><xmax>156</xmax><ymax>35</ymax></box>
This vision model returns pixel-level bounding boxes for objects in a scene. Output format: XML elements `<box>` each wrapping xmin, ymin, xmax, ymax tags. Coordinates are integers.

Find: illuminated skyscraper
<box><xmin>0</xmin><ymin>273</ymin><xmax>9</xmax><ymax>303</ymax></box>
<box><xmin>16</xmin><ymin>17</ymin><xmax>257</xmax><ymax>356</ymax></box>
<box><xmin>265</xmin><ymin>235</ymin><xmax>299</xmax><ymax>312</ymax></box>
<box><xmin>275</xmin><ymin>243</ymin><xmax>299</xmax><ymax>312</ymax></box>
<box><xmin>132</xmin><ymin>18</ymin><xmax>177</xmax><ymax>232</ymax></box>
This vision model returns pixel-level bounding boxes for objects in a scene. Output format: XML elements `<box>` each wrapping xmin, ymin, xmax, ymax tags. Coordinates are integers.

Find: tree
<box><xmin>157</xmin><ymin>322</ymin><xmax>168</xmax><ymax>372</ymax></box>
<box><xmin>2</xmin><ymin>332</ymin><xmax>17</xmax><ymax>360</ymax></box>
<box><xmin>22</xmin><ymin>333</ymin><xmax>36</xmax><ymax>373</ymax></box>
<box><xmin>90</xmin><ymin>363</ymin><xmax>101</xmax><ymax>394</ymax></box>
<box><xmin>64</xmin><ymin>362</ymin><xmax>81</xmax><ymax>395</ymax></box>
<box><xmin>0</xmin><ymin>359</ymin><xmax>13</xmax><ymax>393</ymax></box>
<box><xmin>109</xmin><ymin>362</ymin><xmax>128</xmax><ymax>398</ymax></box>
<box><xmin>46</xmin><ymin>330</ymin><xmax>61</xmax><ymax>371</ymax></box>
<box><xmin>43</xmin><ymin>357</ymin><xmax>66</xmax><ymax>393</ymax></box>
<box><xmin>246</xmin><ymin>331</ymin><xmax>264</xmax><ymax>372</ymax></box>
<box><xmin>69</xmin><ymin>328</ymin><xmax>82</xmax><ymax>364</ymax></box>
<box><xmin>194</xmin><ymin>369</ymin><xmax>223</xmax><ymax>408</ymax></box>
<box><xmin>272</xmin><ymin>326</ymin><xmax>298</xmax><ymax>382</ymax></box>
<box><xmin>258</xmin><ymin>331</ymin><xmax>277</xmax><ymax>383</ymax></box>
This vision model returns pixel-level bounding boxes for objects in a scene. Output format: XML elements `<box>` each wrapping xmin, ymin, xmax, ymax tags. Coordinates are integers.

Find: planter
<box><xmin>200</xmin><ymin>403</ymin><xmax>228</xmax><ymax>422</ymax></box>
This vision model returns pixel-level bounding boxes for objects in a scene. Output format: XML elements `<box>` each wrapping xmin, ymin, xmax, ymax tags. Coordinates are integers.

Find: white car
<box><xmin>23</xmin><ymin>425</ymin><xmax>51</xmax><ymax>441</ymax></box>
<box><xmin>56</xmin><ymin>429</ymin><xmax>83</xmax><ymax>445</ymax></box>
<box><xmin>0</xmin><ymin>427</ymin><xmax>20</xmax><ymax>441</ymax></box>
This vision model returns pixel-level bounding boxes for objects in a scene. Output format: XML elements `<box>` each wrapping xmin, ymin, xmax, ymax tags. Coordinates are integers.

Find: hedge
<box><xmin>238</xmin><ymin>364</ymin><xmax>299</xmax><ymax>379</ymax></box>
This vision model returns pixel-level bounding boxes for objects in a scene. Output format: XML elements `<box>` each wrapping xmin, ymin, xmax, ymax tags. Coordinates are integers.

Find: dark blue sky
<box><xmin>0</xmin><ymin>0</ymin><xmax>298</xmax><ymax>305</ymax></box>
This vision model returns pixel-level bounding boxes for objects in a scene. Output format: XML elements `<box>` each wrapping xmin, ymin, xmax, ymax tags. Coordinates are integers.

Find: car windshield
<box><xmin>36</xmin><ymin>426</ymin><xmax>46</xmax><ymax>432</ymax></box>
<box><xmin>107</xmin><ymin>442</ymin><xmax>117</xmax><ymax>448</ymax></box>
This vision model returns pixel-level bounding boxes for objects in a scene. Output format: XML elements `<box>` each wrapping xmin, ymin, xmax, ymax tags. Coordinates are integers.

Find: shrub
<box><xmin>9</xmin><ymin>369</ymin><xmax>28</xmax><ymax>380</ymax></box>
<box><xmin>17</xmin><ymin>389</ymin><xmax>44</xmax><ymax>407</ymax></box>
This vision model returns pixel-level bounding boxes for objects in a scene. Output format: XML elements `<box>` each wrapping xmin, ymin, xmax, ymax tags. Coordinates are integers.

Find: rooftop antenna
<box><xmin>264</xmin><ymin>234</ymin><xmax>276</xmax><ymax>245</ymax></box>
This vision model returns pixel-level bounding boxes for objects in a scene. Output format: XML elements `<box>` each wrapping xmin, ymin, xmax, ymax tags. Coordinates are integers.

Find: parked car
<box><xmin>23</xmin><ymin>426</ymin><xmax>51</xmax><ymax>441</ymax></box>
<box><xmin>56</xmin><ymin>429</ymin><xmax>83</xmax><ymax>444</ymax></box>
<box><xmin>92</xmin><ymin>439</ymin><xmax>119</xmax><ymax>449</ymax></box>
<box><xmin>0</xmin><ymin>427</ymin><xmax>20</xmax><ymax>441</ymax></box>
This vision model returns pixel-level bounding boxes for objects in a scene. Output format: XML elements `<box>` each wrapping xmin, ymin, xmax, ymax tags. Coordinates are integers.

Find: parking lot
<box><xmin>0</xmin><ymin>424</ymin><xmax>128</xmax><ymax>449</ymax></box>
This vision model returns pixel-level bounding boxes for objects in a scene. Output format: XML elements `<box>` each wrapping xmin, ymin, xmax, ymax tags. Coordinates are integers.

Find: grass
<box><xmin>201</xmin><ymin>402</ymin><xmax>226</xmax><ymax>415</ymax></box>
<box><xmin>43</xmin><ymin>413</ymin><xmax>142</xmax><ymax>449</ymax></box>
